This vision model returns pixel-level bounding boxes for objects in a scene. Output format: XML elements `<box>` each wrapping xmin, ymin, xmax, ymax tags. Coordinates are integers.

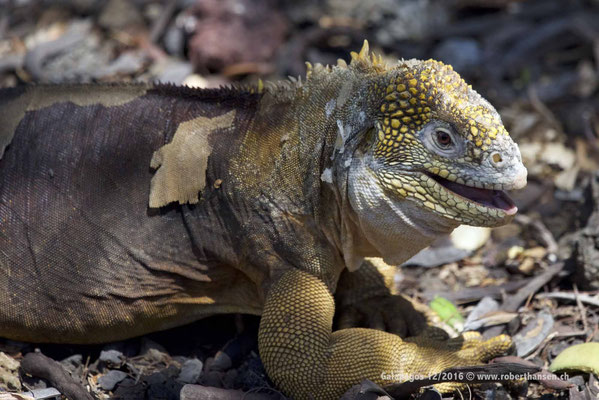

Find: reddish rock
<box><xmin>188</xmin><ymin>0</ymin><xmax>287</xmax><ymax>72</ymax></box>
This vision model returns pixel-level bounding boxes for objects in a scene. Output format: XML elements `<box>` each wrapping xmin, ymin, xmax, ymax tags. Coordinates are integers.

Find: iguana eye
<box><xmin>436</xmin><ymin>130</ymin><xmax>452</xmax><ymax>147</ymax></box>
<box><xmin>420</xmin><ymin>122</ymin><xmax>464</xmax><ymax>158</ymax></box>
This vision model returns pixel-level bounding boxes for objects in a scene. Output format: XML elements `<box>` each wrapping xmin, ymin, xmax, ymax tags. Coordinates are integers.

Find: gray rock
<box><xmin>61</xmin><ymin>354</ymin><xmax>83</xmax><ymax>367</ymax></box>
<box><xmin>155</xmin><ymin>59</ymin><xmax>193</xmax><ymax>84</ymax></box>
<box><xmin>177</xmin><ymin>358</ymin><xmax>203</xmax><ymax>384</ymax></box>
<box><xmin>513</xmin><ymin>309</ymin><xmax>554</xmax><ymax>357</ymax></box>
<box><xmin>403</xmin><ymin>238</ymin><xmax>470</xmax><ymax>268</ymax></box>
<box><xmin>98</xmin><ymin>370</ymin><xmax>128</xmax><ymax>391</ymax></box>
<box><xmin>60</xmin><ymin>354</ymin><xmax>83</xmax><ymax>375</ymax></box>
<box><xmin>164</xmin><ymin>23</ymin><xmax>186</xmax><ymax>57</ymax></box>
<box><xmin>99</xmin><ymin>349</ymin><xmax>125</xmax><ymax>366</ymax></box>
<box><xmin>464</xmin><ymin>296</ymin><xmax>499</xmax><ymax>331</ymax></box>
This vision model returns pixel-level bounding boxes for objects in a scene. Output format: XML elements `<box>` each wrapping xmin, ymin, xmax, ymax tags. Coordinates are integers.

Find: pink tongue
<box><xmin>436</xmin><ymin>178</ymin><xmax>517</xmax><ymax>214</ymax></box>
<box><xmin>491</xmin><ymin>191</ymin><xmax>518</xmax><ymax>215</ymax></box>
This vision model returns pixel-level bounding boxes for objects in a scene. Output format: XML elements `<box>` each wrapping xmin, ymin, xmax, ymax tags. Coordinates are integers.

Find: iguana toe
<box><xmin>405</xmin><ymin>332</ymin><xmax>514</xmax><ymax>393</ymax></box>
<box><xmin>336</xmin><ymin>294</ymin><xmax>428</xmax><ymax>337</ymax></box>
<box><xmin>455</xmin><ymin>333</ymin><xmax>513</xmax><ymax>361</ymax></box>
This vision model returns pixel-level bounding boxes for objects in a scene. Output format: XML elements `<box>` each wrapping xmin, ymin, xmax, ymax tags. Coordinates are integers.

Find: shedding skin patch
<box><xmin>149</xmin><ymin>110</ymin><xmax>236</xmax><ymax>208</ymax></box>
<box><xmin>0</xmin><ymin>84</ymin><xmax>149</xmax><ymax>160</ymax></box>
<box><xmin>336</xmin><ymin>80</ymin><xmax>354</xmax><ymax>110</ymax></box>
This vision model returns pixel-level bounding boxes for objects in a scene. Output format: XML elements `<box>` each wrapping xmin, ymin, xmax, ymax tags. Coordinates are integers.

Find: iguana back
<box><xmin>0</xmin><ymin>84</ymin><xmax>264</xmax><ymax>342</ymax></box>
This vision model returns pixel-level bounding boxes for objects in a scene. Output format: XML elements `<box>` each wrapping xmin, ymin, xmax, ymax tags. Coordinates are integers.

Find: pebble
<box><xmin>155</xmin><ymin>59</ymin><xmax>193</xmax><ymax>84</ymax></box>
<box><xmin>208</xmin><ymin>351</ymin><xmax>232</xmax><ymax>372</ymax></box>
<box><xmin>98</xmin><ymin>370</ymin><xmax>128</xmax><ymax>391</ymax></box>
<box><xmin>99</xmin><ymin>349</ymin><xmax>125</xmax><ymax>366</ymax></box>
<box><xmin>177</xmin><ymin>358</ymin><xmax>203</xmax><ymax>384</ymax></box>
<box><xmin>60</xmin><ymin>354</ymin><xmax>83</xmax><ymax>375</ymax></box>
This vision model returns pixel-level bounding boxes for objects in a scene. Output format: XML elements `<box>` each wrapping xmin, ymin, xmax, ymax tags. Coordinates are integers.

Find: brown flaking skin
<box><xmin>149</xmin><ymin>110</ymin><xmax>236</xmax><ymax>207</ymax></box>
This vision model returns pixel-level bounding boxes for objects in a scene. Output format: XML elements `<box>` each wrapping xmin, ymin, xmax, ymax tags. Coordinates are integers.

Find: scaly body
<box><xmin>0</xmin><ymin>42</ymin><xmax>526</xmax><ymax>399</ymax></box>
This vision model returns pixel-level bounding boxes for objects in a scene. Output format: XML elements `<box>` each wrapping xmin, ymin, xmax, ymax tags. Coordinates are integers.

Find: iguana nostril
<box><xmin>491</xmin><ymin>152</ymin><xmax>504</xmax><ymax>167</ymax></box>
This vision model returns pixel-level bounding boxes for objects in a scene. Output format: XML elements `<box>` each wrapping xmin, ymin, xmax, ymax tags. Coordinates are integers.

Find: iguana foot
<box><xmin>336</xmin><ymin>293</ymin><xmax>427</xmax><ymax>337</ymax></box>
<box><xmin>335</xmin><ymin>259</ymin><xmax>428</xmax><ymax>337</ymax></box>
<box><xmin>259</xmin><ymin>269</ymin><xmax>513</xmax><ymax>400</ymax></box>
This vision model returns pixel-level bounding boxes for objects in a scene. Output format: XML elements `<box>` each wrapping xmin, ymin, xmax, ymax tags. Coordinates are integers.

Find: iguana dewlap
<box><xmin>0</xmin><ymin>42</ymin><xmax>526</xmax><ymax>399</ymax></box>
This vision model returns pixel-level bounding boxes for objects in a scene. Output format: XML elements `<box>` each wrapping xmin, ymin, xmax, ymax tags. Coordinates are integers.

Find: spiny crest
<box><xmin>304</xmin><ymin>40</ymin><xmax>388</xmax><ymax>80</ymax></box>
<box><xmin>349</xmin><ymin>40</ymin><xmax>388</xmax><ymax>73</ymax></box>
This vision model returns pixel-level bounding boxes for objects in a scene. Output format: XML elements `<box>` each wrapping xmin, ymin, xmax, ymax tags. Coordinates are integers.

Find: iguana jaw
<box><xmin>423</xmin><ymin>172</ymin><xmax>518</xmax><ymax>216</ymax></box>
<box><xmin>346</xmin><ymin>156</ymin><xmax>460</xmax><ymax>268</ymax></box>
<box><xmin>375</xmin><ymin>162</ymin><xmax>526</xmax><ymax>227</ymax></box>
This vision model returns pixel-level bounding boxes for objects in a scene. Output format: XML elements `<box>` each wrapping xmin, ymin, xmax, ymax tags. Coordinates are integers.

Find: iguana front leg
<box><xmin>335</xmin><ymin>258</ymin><xmax>427</xmax><ymax>337</ymax></box>
<box><xmin>259</xmin><ymin>268</ymin><xmax>512</xmax><ymax>400</ymax></box>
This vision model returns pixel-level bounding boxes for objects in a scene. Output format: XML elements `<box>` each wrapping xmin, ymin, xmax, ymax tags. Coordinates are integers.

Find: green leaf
<box><xmin>549</xmin><ymin>342</ymin><xmax>599</xmax><ymax>375</ymax></box>
<box><xmin>430</xmin><ymin>296</ymin><xmax>464</xmax><ymax>329</ymax></box>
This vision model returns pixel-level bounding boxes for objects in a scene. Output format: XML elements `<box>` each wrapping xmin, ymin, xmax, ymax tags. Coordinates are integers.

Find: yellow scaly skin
<box><xmin>260</xmin><ymin>269</ymin><xmax>513</xmax><ymax>399</ymax></box>
<box><xmin>259</xmin><ymin>41</ymin><xmax>526</xmax><ymax>399</ymax></box>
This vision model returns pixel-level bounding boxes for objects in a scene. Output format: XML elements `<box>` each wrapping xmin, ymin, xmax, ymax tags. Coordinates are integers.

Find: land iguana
<box><xmin>0</xmin><ymin>42</ymin><xmax>527</xmax><ymax>399</ymax></box>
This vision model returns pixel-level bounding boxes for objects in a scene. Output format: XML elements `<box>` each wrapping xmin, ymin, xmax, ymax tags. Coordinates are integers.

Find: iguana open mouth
<box><xmin>427</xmin><ymin>173</ymin><xmax>518</xmax><ymax>215</ymax></box>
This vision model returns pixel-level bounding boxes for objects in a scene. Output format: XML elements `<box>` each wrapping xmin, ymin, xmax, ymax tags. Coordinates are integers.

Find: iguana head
<box><xmin>339</xmin><ymin>42</ymin><xmax>526</xmax><ymax>265</ymax></box>
<box><xmin>346</xmin><ymin>42</ymin><xmax>526</xmax><ymax>227</ymax></box>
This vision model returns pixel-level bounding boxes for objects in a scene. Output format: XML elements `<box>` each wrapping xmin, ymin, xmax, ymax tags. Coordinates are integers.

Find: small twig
<box><xmin>525</xmin><ymin>331</ymin><xmax>559</xmax><ymax>361</ymax></box>
<box><xmin>149</xmin><ymin>0</ymin><xmax>178</xmax><ymax>43</ymax></box>
<box><xmin>553</xmin><ymin>330</ymin><xmax>588</xmax><ymax>339</ymax></box>
<box><xmin>573</xmin><ymin>284</ymin><xmax>589</xmax><ymax>334</ymax></box>
<box><xmin>504</xmin><ymin>263</ymin><xmax>565</xmax><ymax>312</ymax></box>
<box><xmin>535</xmin><ymin>292</ymin><xmax>599</xmax><ymax>308</ymax></box>
<box><xmin>527</xmin><ymin>86</ymin><xmax>564</xmax><ymax>135</ymax></box>
<box><xmin>180</xmin><ymin>384</ymin><xmax>285</xmax><ymax>399</ymax></box>
<box><xmin>523</xmin><ymin>291</ymin><xmax>535</xmax><ymax>310</ymax></box>
<box><xmin>491</xmin><ymin>356</ymin><xmax>573</xmax><ymax>390</ymax></box>
<box><xmin>589</xmin><ymin>324</ymin><xmax>599</xmax><ymax>343</ymax></box>
<box><xmin>81</xmin><ymin>355</ymin><xmax>90</xmax><ymax>383</ymax></box>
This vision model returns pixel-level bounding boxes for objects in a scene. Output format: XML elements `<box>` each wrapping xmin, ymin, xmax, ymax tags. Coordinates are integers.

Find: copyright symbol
<box><xmin>466</xmin><ymin>372</ymin><xmax>475</xmax><ymax>381</ymax></box>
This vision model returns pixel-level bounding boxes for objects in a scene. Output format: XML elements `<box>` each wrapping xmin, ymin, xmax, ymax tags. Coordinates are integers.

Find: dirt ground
<box><xmin>0</xmin><ymin>0</ymin><xmax>598</xmax><ymax>399</ymax></box>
